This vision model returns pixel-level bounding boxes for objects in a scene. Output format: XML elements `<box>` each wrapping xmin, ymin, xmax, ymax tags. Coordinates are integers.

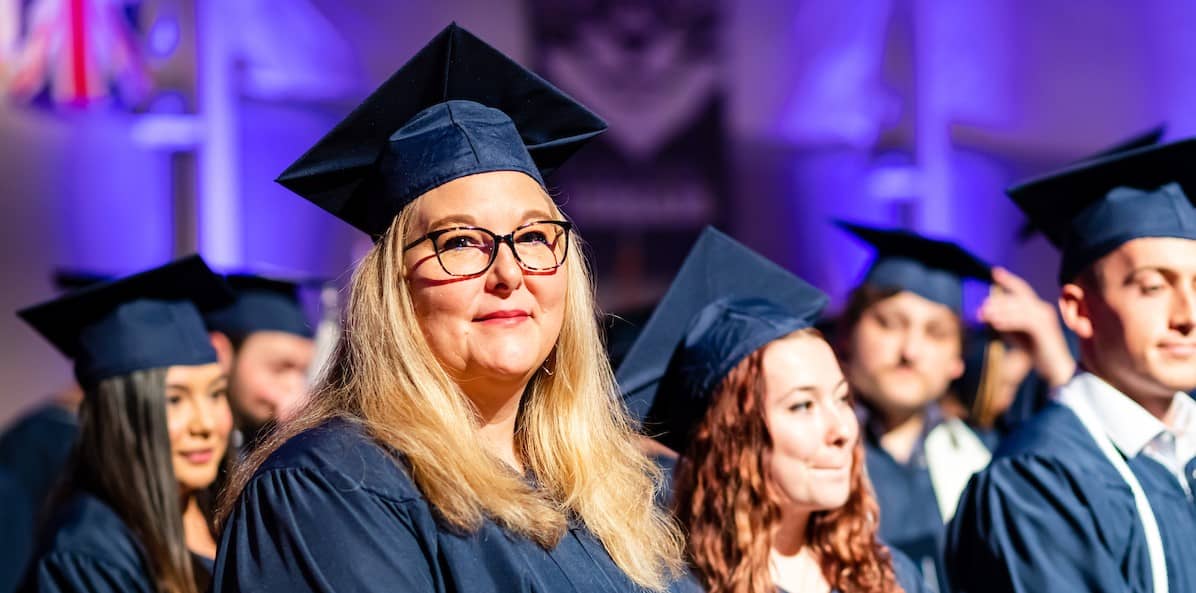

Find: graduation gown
<box><xmin>21</xmin><ymin>492</ymin><xmax>215</xmax><ymax>593</ymax></box>
<box><xmin>946</xmin><ymin>401</ymin><xmax>1196</xmax><ymax>593</ymax></box>
<box><xmin>22</xmin><ymin>493</ymin><xmax>154</xmax><ymax>593</ymax></box>
<box><xmin>213</xmin><ymin>417</ymin><xmax>685</xmax><ymax>593</ymax></box>
<box><xmin>0</xmin><ymin>470</ymin><xmax>33</xmax><ymax>593</ymax></box>
<box><xmin>863</xmin><ymin>408</ymin><xmax>990</xmax><ymax>592</ymax></box>
<box><xmin>0</xmin><ymin>404</ymin><xmax>79</xmax><ymax>505</ymax></box>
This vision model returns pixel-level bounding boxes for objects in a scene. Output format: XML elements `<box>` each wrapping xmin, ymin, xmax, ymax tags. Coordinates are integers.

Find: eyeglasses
<box><xmin>403</xmin><ymin>220</ymin><xmax>573</xmax><ymax>277</ymax></box>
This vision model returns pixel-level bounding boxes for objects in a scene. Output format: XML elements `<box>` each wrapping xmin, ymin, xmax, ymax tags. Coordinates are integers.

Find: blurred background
<box><xmin>1</xmin><ymin>0</ymin><xmax>1194</xmax><ymax>424</ymax></box>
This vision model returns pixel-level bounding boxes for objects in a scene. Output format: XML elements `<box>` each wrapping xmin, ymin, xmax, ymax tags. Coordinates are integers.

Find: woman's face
<box><xmin>165</xmin><ymin>362</ymin><xmax>232</xmax><ymax>496</ymax></box>
<box><xmin>403</xmin><ymin>171</ymin><xmax>569</xmax><ymax>394</ymax></box>
<box><xmin>762</xmin><ymin>334</ymin><xmax>858</xmax><ymax>513</ymax></box>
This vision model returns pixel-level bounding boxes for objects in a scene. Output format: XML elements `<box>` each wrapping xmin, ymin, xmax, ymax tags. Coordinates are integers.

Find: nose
<box><xmin>486</xmin><ymin>240</ymin><xmax>524</xmax><ymax>295</ymax></box>
<box><xmin>189</xmin><ymin>396</ymin><xmax>216</xmax><ymax>437</ymax></box>
<box><xmin>825</xmin><ymin>404</ymin><xmax>857</xmax><ymax>448</ymax></box>
<box><xmin>1172</xmin><ymin>284</ymin><xmax>1196</xmax><ymax>336</ymax></box>
<box><xmin>898</xmin><ymin>327</ymin><xmax>925</xmax><ymax>365</ymax></box>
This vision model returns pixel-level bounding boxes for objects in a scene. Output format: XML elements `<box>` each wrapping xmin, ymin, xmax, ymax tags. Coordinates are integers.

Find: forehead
<box><xmin>412</xmin><ymin>171</ymin><xmax>554</xmax><ymax>228</ymax></box>
<box><xmin>868</xmin><ymin>290</ymin><xmax>959</xmax><ymax>323</ymax></box>
<box><xmin>166</xmin><ymin>362</ymin><xmax>225</xmax><ymax>385</ymax></box>
<box><xmin>762</xmin><ymin>334</ymin><xmax>842</xmax><ymax>392</ymax></box>
<box><xmin>1098</xmin><ymin>237</ymin><xmax>1196</xmax><ymax>276</ymax></box>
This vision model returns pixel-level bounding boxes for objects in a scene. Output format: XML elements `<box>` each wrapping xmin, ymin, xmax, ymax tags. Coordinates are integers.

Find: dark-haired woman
<box><xmin>18</xmin><ymin>256</ymin><xmax>234</xmax><ymax>593</ymax></box>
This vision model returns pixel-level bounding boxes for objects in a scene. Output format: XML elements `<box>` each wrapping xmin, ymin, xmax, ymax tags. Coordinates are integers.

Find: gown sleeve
<box><xmin>211</xmin><ymin>466</ymin><xmax>438</xmax><ymax>593</ymax></box>
<box><xmin>24</xmin><ymin>552</ymin><xmax>154</xmax><ymax>593</ymax></box>
<box><xmin>945</xmin><ymin>455</ymin><xmax>1131</xmax><ymax>593</ymax></box>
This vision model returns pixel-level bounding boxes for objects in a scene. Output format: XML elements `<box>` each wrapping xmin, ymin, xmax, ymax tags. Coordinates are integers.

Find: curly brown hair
<box><xmin>672</xmin><ymin>331</ymin><xmax>901</xmax><ymax>593</ymax></box>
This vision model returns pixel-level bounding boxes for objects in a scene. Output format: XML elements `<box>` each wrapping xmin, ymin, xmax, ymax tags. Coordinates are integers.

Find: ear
<box><xmin>1059</xmin><ymin>283</ymin><xmax>1094</xmax><ymax>339</ymax></box>
<box><xmin>948</xmin><ymin>353</ymin><xmax>966</xmax><ymax>382</ymax></box>
<box><xmin>209</xmin><ymin>331</ymin><xmax>235</xmax><ymax>371</ymax></box>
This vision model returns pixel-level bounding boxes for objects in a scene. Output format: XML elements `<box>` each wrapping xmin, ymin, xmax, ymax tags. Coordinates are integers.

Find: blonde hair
<box><xmin>222</xmin><ymin>198</ymin><xmax>683</xmax><ymax>589</ymax></box>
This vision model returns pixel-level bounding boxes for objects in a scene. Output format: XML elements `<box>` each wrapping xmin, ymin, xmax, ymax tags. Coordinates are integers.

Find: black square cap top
<box><xmin>1008</xmin><ymin>137</ymin><xmax>1196</xmax><ymax>283</ymax></box>
<box><xmin>275</xmin><ymin>23</ymin><xmax>607</xmax><ymax>239</ymax></box>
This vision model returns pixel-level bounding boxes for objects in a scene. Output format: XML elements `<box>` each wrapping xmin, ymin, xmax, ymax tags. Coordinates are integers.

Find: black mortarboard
<box><xmin>275</xmin><ymin>23</ymin><xmax>607</xmax><ymax>239</ymax></box>
<box><xmin>52</xmin><ymin>269</ymin><xmax>112</xmax><ymax>292</ymax></box>
<box><xmin>1008</xmin><ymin>137</ymin><xmax>1196</xmax><ymax>284</ymax></box>
<box><xmin>836</xmin><ymin>221</ymin><xmax>993</xmax><ymax>311</ymax></box>
<box><xmin>616</xmin><ymin>227</ymin><xmax>828</xmax><ymax>453</ymax></box>
<box><xmin>203</xmin><ymin>274</ymin><xmax>314</xmax><ymax>340</ymax></box>
<box><xmin>1017</xmin><ymin>126</ymin><xmax>1166</xmax><ymax>241</ymax></box>
<box><xmin>18</xmin><ymin>255</ymin><xmax>233</xmax><ymax>387</ymax></box>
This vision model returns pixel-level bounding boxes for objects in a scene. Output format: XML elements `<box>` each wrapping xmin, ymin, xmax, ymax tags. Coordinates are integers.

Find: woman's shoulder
<box><xmin>250</xmin><ymin>417</ymin><xmax>423</xmax><ymax>505</ymax></box>
<box><xmin>32</xmin><ymin>493</ymin><xmax>149</xmax><ymax>583</ymax></box>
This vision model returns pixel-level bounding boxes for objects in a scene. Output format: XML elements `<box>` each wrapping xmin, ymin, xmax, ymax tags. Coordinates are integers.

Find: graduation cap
<box><xmin>1017</xmin><ymin>126</ymin><xmax>1166</xmax><ymax>241</ymax></box>
<box><xmin>18</xmin><ymin>255</ymin><xmax>234</xmax><ymax>388</ymax></box>
<box><xmin>1008</xmin><ymin>137</ymin><xmax>1196</xmax><ymax>284</ymax></box>
<box><xmin>616</xmin><ymin>227</ymin><xmax>828</xmax><ymax>453</ymax></box>
<box><xmin>836</xmin><ymin>221</ymin><xmax>993</xmax><ymax>311</ymax></box>
<box><xmin>275</xmin><ymin>23</ymin><xmax>608</xmax><ymax>239</ymax></box>
<box><xmin>52</xmin><ymin>269</ymin><xmax>112</xmax><ymax>292</ymax></box>
<box><xmin>203</xmin><ymin>274</ymin><xmax>315</xmax><ymax>341</ymax></box>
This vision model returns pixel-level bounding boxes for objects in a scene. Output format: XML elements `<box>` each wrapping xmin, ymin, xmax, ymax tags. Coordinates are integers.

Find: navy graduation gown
<box><xmin>946</xmin><ymin>402</ymin><xmax>1196</xmax><ymax>593</ymax></box>
<box><xmin>22</xmin><ymin>493</ymin><xmax>153</xmax><ymax>593</ymax></box>
<box><xmin>214</xmin><ymin>417</ymin><xmax>682</xmax><ymax>593</ymax></box>
<box><xmin>1</xmin><ymin>470</ymin><xmax>33</xmax><ymax>593</ymax></box>
<box><xmin>0</xmin><ymin>404</ymin><xmax>79</xmax><ymax>506</ymax></box>
<box><xmin>21</xmin><ymin>492</ymin><xmax>215</xmax><ymax>593</ymax></box>
<box><xmin>863</xmin><ymin>417</ymin><xmax>961</xmax><ymax>592</ymax></box>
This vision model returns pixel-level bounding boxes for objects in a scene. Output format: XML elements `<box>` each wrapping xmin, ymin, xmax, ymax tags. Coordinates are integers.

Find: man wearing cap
<box><xmin>204</xmin><ymin>275</ymin><xmax>315</xmax><ymax>450</ymax></box>
<box><xmin>833</xmin><ymin>221</ymin><xmax>1076</xmax><ymax>592</ymax></box>
<box><xmin>946</xmin><ymin>138</ymin><xmax>1196</xmax><ymax>593</ymax></box>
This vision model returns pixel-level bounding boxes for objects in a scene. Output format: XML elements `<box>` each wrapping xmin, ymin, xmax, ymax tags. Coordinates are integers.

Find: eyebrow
<box><xmin>1122</xmin><ymin>266</ymin><xmax>1177</xmax><ymax>285</ymax></box>
<box><xmin>779</xmin><ymin>378</ymin><xmax>849</xmax><ymax>399</ymax></box>
<box><xmin>165</xmin><ymin>375</ymin><xmax>228</xmax><ymax>393</ymax></box>
<box><xmin>425</xmin><ymin>209</ymin><xmax>556</xmax><ymax>232</ymax></box>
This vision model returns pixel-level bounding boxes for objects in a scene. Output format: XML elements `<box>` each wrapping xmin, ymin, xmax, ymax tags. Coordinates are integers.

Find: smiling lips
<box><xmin>475</xmin><ymin>309</ymin><xmax>531</xmax><ymax>325</ymax></box>
<box><xmin>179</xmin><ymin>448</ymin><xmax>215</xmax><ymax>465</ymax></box>
<box><xmin>1159</xmin><ymin>341</ymin><xmax>1196</xmax><ymax>358</ymax></box>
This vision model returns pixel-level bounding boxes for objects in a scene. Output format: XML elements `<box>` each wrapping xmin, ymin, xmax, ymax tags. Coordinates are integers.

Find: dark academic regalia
<box><xmin>1</xmin><ymin>470</ymin><xmax>33</xmax><ymax>593</ymax></box>
<box><xmin>214</xmin><ymin>417</ymin><xmax>673</xmax><ymax>593</ymax></box>
<box><xmin>0</xmin><ymin>405</ymin><xmax>77</xmax><ymax>593</ymax></box>
<box><xmin>0</xmin><ymin>404</ymin><xmax>78</xmax><ymax>510</ymax></box>
<box><xmin>946</xmin><ymin>401</ymin><xmax>1196</xmax><ymax>593</ymax></box>
<box><xmin>22</xmin><ymin>493</ymin><xmax>157</xmax><ymax>593</ymax></box>
<box><xmin>20</xmin><ymin>492</ymin><xmax>218</xmax><ymax>593</ymax></box>
<box><xmin>860</xmin><ymin>412</ymin><xmax>945</xmax><ymax>590</ymax></box>
<box><xmin>947</xmin><ymin>133</ymin><xmax>1196</xmax><ymax>593</ymax></box>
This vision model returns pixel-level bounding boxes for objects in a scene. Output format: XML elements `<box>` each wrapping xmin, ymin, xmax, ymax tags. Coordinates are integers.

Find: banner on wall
<box><xmin>529</xmin><ymin>0</ymin><xmax>727</xmax><ymax>311</ymax></box>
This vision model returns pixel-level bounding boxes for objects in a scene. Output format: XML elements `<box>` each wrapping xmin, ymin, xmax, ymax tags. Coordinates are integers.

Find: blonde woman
<box><xmin>211</xmin><ymin>24</ymin><xmax>684</xmax><ymax>593</ymax></box>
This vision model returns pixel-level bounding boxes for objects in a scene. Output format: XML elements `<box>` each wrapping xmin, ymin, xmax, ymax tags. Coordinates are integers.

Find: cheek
<box><xmin>525</xmin><ymin>271</ymin><xmax>567</xmax><ymax>315</ymax></box>
<box><xmin>165</xmin><ymin>406</ymin><xmax>188</xmax><ymax>448</ymax></box>
<box><xmin>854</xmin><ymin>327</ymin><xmax>897</xmax><ymax>365</ymax></box>
<box><xmin>411</xmin><ymin>283</ymin><xmax>480</xmax><ymax>349</ymax></box>
<box><xmin>769</xmin><ymin>417</ymin><xmax>821</xmax><ymax>466</ymax></box>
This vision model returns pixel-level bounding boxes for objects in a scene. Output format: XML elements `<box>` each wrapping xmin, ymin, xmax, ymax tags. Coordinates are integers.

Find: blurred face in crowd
<box><xmin>844</xmin><ymin>291</ymin><xmax>964</xmax><ymax>420</ymax></box>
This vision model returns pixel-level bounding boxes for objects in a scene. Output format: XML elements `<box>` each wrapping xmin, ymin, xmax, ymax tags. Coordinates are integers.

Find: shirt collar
<box><xmin>1065</xmin><ymin>372</ymin><xmax>1187</xmax><ymax>457</ymax></box>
